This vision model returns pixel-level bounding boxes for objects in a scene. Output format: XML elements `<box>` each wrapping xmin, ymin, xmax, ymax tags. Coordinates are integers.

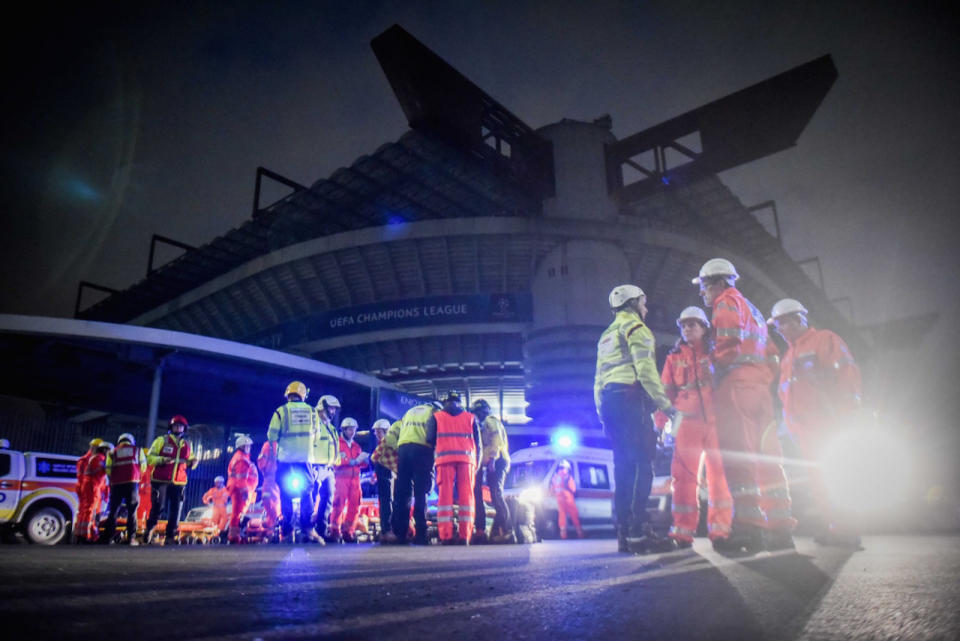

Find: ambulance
<box><xmin>503</xmin><ymin>443</ymin><xmax>673</xmax><ymax>538</ymax></box>
<box><xmin>0</xmin><ymin>439</ymin><xmax>79</xmax><ymax>545</ymax></box>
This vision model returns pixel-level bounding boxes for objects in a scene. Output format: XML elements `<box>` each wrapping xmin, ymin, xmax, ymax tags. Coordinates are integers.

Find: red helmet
<box><xmin>169</xmin><ymin>415</ymin><xmax>189</xmax><ymax>430</ymax></box>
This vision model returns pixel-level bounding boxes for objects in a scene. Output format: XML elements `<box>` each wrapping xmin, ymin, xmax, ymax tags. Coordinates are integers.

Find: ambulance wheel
<box><xmin>24</xmin><ymin>506</ymin><xmax>69</xmax><ymax>545</ymax></box>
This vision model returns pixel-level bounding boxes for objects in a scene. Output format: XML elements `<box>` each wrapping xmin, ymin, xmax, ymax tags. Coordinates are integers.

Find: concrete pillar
<box><xmin>145</xmin><ymin>362</ymin><xmax>164</xmax><ymax>445</ymax></box>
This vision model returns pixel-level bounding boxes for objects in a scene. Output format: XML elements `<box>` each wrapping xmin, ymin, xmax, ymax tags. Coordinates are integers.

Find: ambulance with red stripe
<box><xmin>0</xmin><ymin>439</ymin><xmax>79</xmax><ymax>545</ymax></box>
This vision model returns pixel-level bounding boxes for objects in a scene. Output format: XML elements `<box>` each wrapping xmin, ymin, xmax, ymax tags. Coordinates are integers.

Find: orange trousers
<box><xmin>77</xmin><ymin>484</ymin><xmax>104</xmax><ymax>540</ymax></box>
<box><xmin>436</xmin><ymin>462</ymin><xmax>476</xmax><ymax>541</ymax></box>
<box><xmin>330</xmin><ymin>477</ymin><xmax>362</xmax><ymax>537</ymax></box>
<box><xmin>556</xmin><ymin>492</ymin><xmax>583</xmax><ymax>538</ymax></box>
<box><xmin>261</xmin><ymin>482</ymin><xmax>281</xmax><ymax>530</ymax></box>
<box><xmin>670</xmin><ymin>417</ymin><xmax>732</xmax><ymax>541</ymax></box>
<box><xmin>228</xmin><ymin>488</ymin><xmax>254</xmax><ymax>534</ymax></box>
<box><xmin>714</xmin><ymin>372</ymin><xmax>795</xmax><ymax>531</ymax></box>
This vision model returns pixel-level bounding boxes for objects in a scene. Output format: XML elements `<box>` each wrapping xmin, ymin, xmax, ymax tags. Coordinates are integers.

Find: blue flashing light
<box><xmin>283</xmin><ymin>471</ymin><xmax>305</xmax><ymax>494</ymax></box>
<box><xmin>551</xmin><ymin>426</ymin><xmax>579</xmax><ymax>455</ymax></box>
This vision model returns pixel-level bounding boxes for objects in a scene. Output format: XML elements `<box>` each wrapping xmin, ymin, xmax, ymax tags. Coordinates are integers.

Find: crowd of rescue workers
<box><xmin>72</xmin><ymin>256</ymin><xmax>862</xmax><ymax>554</ymax></box>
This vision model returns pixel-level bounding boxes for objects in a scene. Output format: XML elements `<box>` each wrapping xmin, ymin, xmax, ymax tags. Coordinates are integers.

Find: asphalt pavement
<box><xmin>1</xmin><ymin>535</ymin><xmax>958</xmax><ymax>640</ymax></box>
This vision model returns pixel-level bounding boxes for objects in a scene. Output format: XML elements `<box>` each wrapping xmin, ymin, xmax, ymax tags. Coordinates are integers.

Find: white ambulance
<box><xmin>503</xmin><ymin>444</ymin><xmax>672</xmax><ymax>538</ymax></box>
<box><xmin>0</xmin><ymin>439</ymin><xmax>79</xmax><ymax>545</ymax></box>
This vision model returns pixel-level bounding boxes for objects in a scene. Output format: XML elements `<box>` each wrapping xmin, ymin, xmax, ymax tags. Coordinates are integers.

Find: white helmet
<box><xmin>235</xmin><ymin>435</ymin><xmax>253</xmax><ymax>448</ymax></box>
<box><xmin>98</xmin><ymin>441</ymin><xmax>115</xmax><ymax>452</ymax></box>
<box><xmin>214</xmin><ymin>475</ymin><xmax>225</xmax><ymax>484</ymax></box>
<box><xmin>677</xmin><ymin>306</ymin><xmax>710</xmax><ymax>328</ymax></box>
<box><xmin>372</xmin><ymin>419</ymin><xmax>391</xmax><ymax>432</ymax></box>
<box><xmin>117</xmin><ymin>433</ymin><xmax>136</xmax><ymax>445</ymax></box>
<box><xmin>608</xmin><ymin>284</ymin><xmax>645</xmax><ymax>308</ymax></box>
<box><xmin>317</xmin><ymin>395</ymin><xmax>341</xmax><ymax>410</ymax></box>
<box><xmin>692</xmin><ymin>258</ymin><xmax>739</xmax><ymax>285</ymax></box>
<box><xmin>341</xmin><ymin>417</ymin><xmax>359</xmax><ymax>430</ymax></box>
<box><xmin>558</xmin><ymin>459</ymin><xmax>572</xmax><ymax>469</ymax></box>
<box><xmin>767</xmin><ymin>298</ymin><xmax>808</xmax><ymax>324</ymax></box>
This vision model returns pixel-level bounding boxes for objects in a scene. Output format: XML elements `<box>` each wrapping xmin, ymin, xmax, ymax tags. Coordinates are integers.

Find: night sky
<box><xmin>2</xmin><ymin>2</ymin><xmax>958</xmax><ymax>483</ymax></box>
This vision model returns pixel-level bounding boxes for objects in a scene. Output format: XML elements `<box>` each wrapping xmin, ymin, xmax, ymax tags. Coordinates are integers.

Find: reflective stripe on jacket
<box><xmin>149</xmin><ymin>433</ymin><xmax>192</xmax><ymax>485</ymax></box>
<box><xmin>107</xmin><ymin>443</ymin><xmax>143</xmax><ymax>484</ymax></box>
<box><xmin>594</xmin><ymin>309</ymin><xmax>670</xmax><ymax>412</ymax></box>
<box><xmin>661</xmin><ymin>341</ymin><xmax>713</xmax><ymax>421</ymax></box>
<box><xmin>398</xmin><ymin>405</ymin><xmax>435</xmax><ymax>447</ymax></box>
<box><xmin>434</xmin><ymin>410</ymin><xmax>477</xmax><ymax>466</ymax></box>
<box><xmin>710</xmin><ymin>287</ymin><xmax>770</xmax><ymax>382</ymax></box>
<box><xmin>312</xmin><ymin>415</ymin><xmax>340</xmax><ymax>465</ymax></box>
<box><xmin>335</xmin><ymin>438</ymin><xmax>366</xmax><ymax>480</ymax></box>
<box><xmin>267</xmin><ymin>401</ymin><xmax>318</xmax><ymax>463</ymax></box>
<box><xmin>227</xmin><ymin>451</ymin><xmax>259</xmax><ymax>491</ymax></box>
<box><xmin>480</xmin><ymin>415</ymin><xmax>510</xmax><ymax>470</ymax></box>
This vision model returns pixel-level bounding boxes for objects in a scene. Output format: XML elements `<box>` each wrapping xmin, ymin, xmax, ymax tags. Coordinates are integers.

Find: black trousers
<box><xmin>392</xmin><ymin>443</ymin><xmax>434</xmax><ymax>542</ymax></box>
<box><xmin>600</xmin><ymin>383</ymin><xmax>657</xmax><ymax>534</ymax></box>
<box><xmin>102</xmin><ymin>482</ymin><xmax>139</xmax><ymax>542</ymax></box>
<box><xmin>146</xmin><ymin>482</ymin><xmax>185</xmax><ymax>539</ymax></box>
<box><xmin>277</xmin><ymin>461</ymin><xmax>317</xmax><ymax>536</ymax></box>
<box><xmin>374</xmin><ymin>463</ymin><xmax>393</xmax><ymax>534</ymax></box>
<box><xmin>474</xmin><ymin>457</ymin><xmax>510</xmax><ymax>535</ymax></box>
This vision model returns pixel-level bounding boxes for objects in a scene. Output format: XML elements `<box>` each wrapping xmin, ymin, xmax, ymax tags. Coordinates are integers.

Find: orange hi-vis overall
<box><xmin>78</xmin><ymin>453</ymin><xmax>108</xmax><ymax>541</ymax></box>
<box><xmin>779</xmin><ymin>326</ymin><xmax>861</xmax><ymax>518</ymax></box>
<box><xmin>434</xmin><ymin>410</ymin><xmax>477</xmax><ymax>542</ymax></box>
<box><xmin>658</xmin><ymin>340</ymin><xmax>733</xmax><ymax>542</ymax></box>
<box><xmin>549</xmin><ymin>469</ymin><xmax>583</xmax><ymax>539</ymax></box>
<box><xmin>257</xmin><ymin>441</ymin><xmax>280</xmax><ymax>530</ymax></box>
<box><xmin>226</xmin><ymin>450</ymin><xmax>259</xmax><ymax>539</ymax></box>
<box><xmin>74</xmin><ymin>449</ymin><xmax>95</xmax><ymax>540</ymax></box>
<box><xmin>711</xmin><ymin>286</ymin><xmax>794</xmax><ymax>532</ymax></box>
<box><xmin>331</xmin><ymin>437</ymin><xmax>366</xmax><ymax>537</ymax></box>
<box><xmin>202</xmin><ymin>485</ymin><xmax>230</xmax><ymax>532</ymax></box>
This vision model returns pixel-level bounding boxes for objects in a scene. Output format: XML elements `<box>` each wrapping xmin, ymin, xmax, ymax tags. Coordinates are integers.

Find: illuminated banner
<box><xmin>251</xmin><ymin>293</ymin><xmax>530</xmax><ymax>348</ymax></box>
<box><xmin>378</xmin><ymin>388</ymin><xmax>434</xmax><ymax>422</ymax></box>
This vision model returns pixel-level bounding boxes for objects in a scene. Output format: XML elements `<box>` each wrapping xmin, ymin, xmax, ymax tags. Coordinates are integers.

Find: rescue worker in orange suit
<box><xmin>267</xmin><ymin>382</ymin><xmax>324</xmax><ymax>544</ymax></box>
<box><xmin>550</xmin><ymin>460</ymin><xmax>584</xmax><ymax>539</ymax></box>
<box><xmin>202</xmin><ymin>475</ymin><xmax>230</xmax><ymax>537</ymax></box>
<box><xmin>257</xmin><ymin>440</ymin><xmax>281</xmax><ymax>537</ymax></box>
<box><xmin>768</xmin><ymin>298</ymin><xmax>862</xmax><ymax>546</ymax></box>
<box><xmin>226</xmin><ymin>435</ymin><xmax>259</xmax><ymax>543</ymax></box>
<box><xmin>471</xmin><ymin>399</ymin><xmax>512</xmax><ymax>544</ymax></box>
<box><xmin>73</xmin><ymin>437</ymin><xmax>102</xmax><ymax>543</ymax></box>
<box><xmin>595</xmin><ymin>285</ymin><xmax>678</xmax><ymax>554</ymax></box>
<box><xmin>426</xmin><ymin>390</ymin><xmax>482</xmax><ymax>545</ymax></box>
<box><xmin>369</xmin><ymin>419</ymin><xmax>396</xmax><ymax>542</ymax></box>
<box><xmin>694</xmin><ymin>258</ymin><xmax>795</xmax><ymax>553</ymax></box>
<box><xmin>78</xmin><ymin>441</ymin><xmax>113</xmax><ymax>543</ymax></box>
<box><xmin>100</xmin><ymin>434</ymin><xmax>145</xmax><ymax>545</ymax></box>
<box><xmin>144</xmin><ymin>415</ymin><xmax>198</xmax><ymax>545</ymax></box>
<box><xmin>329</xmin><ymin>417</ymin><xmax>368</xmax><ymax>543</ymax></box>
<box><xmin>654</xmin><ymin>306</ymin><xmax>733</xmax><ymax>548</ymax></box>
<box><xmin>136</xmin><ymin>448</ymin><xmax>153</xmax><ymax>527</ymax></box>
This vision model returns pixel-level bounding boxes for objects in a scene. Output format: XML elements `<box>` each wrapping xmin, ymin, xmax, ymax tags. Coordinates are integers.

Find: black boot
<box><xmin>763</xmin><ymin>528</ymin><xmax>796</xmax><ymax>552</ymax></box>
<box><xmin>617</xmin><ymin>526</ymin><xmax>630</xmax><ymax>553</ymax></box>
<box><xmin>712</xmin><ymin>524</ymin><xmax>763</xmax><ymax>556</ymax></box>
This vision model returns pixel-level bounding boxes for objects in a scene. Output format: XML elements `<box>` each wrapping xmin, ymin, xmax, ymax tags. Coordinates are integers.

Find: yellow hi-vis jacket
<box><xmin>384</xmin><ymin>419</ymin><xmax>403</xmax><ymax>450</ymax></box>
<box><xmin>311</xmin><ymin>414</ymin><xmax>341</xmax><ymax>466</ymax></box>
<box><xmin>267</xmin><ymin>400</ymin><xmax>319</xmax><ymax>463</ymax></box>
<box><xmin>594</xmin><ymin>309</ymin><xmax>671</xmax><ymax>413</ymax></box>
<box><xmin>397</xmin><ymin>404</ymin><xmax>435</xmax><ymax>447</ymax></box>
<box><xmin>480</xmin><ymin>415</ymin><xmax>510</xmax><ymax>470</ymax></box>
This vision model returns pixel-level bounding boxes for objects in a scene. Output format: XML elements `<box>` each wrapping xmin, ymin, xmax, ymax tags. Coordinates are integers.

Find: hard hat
<box><xmin>431</xmin><ymin>401</ymin><xmax>444</xmax><ymax>410</ymax></box>
<box><xmin>284</xmin><ymin>381</ymin><xmax>308</xmax><ymax>401</ymax></box>
<box><xmin>692</xmin><ymin>258</ymin><xmax>739</xmax><ymax>285</ymax></box>
<box><xmin>89</xmin><ymin>437</ymin><xmax>103</xmax><ymax>448</ymax></box>
<box><xmin>372</xmin><ymin>419</ymin><xmax>391</xmax><ymax>432</ymax></box>
<box><xmin>98</xmin><ymin>441</ymin><xmax>115</xmax><ymax>452</ymax></box>
<box><xmin>214</xmin><ymin>475</ymin><xmax>225</xmax><ymax>484</ymax></box>
<box><xmin>443</xmin><ymin>390</ymin><xmax>462</xmax><ymax>403</ymax></box>
<box><xmin>608</xmin><ymin>284</ymin><xmax>645</xmax><ymax>308</ymax></box>
<box><xmin>318</xmin><ymin>394</ymin><xmax>341</xmax><ymax>410</ymax></box>
<box><xmin>676</xmin><ymin>306</ymin><xmax>710</xmax><ymax>328</ymax></box>
<box><xmin>169</xmin><ymin>415</ymin><xmax>189</xmax><ymax>430</ymax></box>
<box><xmin>341</xmin><ymin>417</ymin><xmax>358</xmax><ymax>430</ymax></box>
<box><xmin>235</xmin><ymin>435</ymin><xmax>253</xmax><ymax>448</ymax></box>
<box><xmin>117</xmin><ymin>433</ymin><xmax>135</xmax><ymax>445</ymax></box>
<box><xmin>558</xmin><ymin>460</ymin><xmax>571</xmax><ymax>469</ymax></box>
<box><xmin>767</xmin><ymin>298</ymin><xmax>809</xmax><ymax>324</ymax></box>
<box><xmin>472</xmin><ymin>399</ymin><xmax>491</xmax><ymax>411</ymax></box>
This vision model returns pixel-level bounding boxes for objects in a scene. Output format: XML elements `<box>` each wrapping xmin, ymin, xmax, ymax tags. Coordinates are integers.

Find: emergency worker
<box><xmin>78</xmin><ymin>442</ymin><xmax>113</xmax><ymax>543</ymax></box>
<box><xmin>595</xmin><ymin>284</ymin><xmax>677</xmax><ymax>554</ymax></box>
<box><xmin>550</xmin><ymin>460</ymin><xmax>583</xmax><ymax>539</ymax></box>
<box><xmin>369</xmin><ymin>418</ymin><xmax>396</xmax><ymax>541</ymax></box>
<box><xmin>654</xmin><ymin>306</ymin><xmax>733</xmax><ymax>548</ymax></box>
<box><xmin>329</xmin><ymin>417</ymin><xmax>368</xmax><ymax>542</ymax></box>
<box><xmin>136</xmin><ymin>447</ymin><xmax>152</xmax><ymax>528</ymax></box>
<box><xmin>383</xmin><ymin>403</ymin><xmax>440</xmax><ymax>544</ymax></box>
<box><xmin>768</xmin><ymin>298</ymin><xmax>862</xmax><ymax>545</ymax></box>
<box><xmin>426</xmin><ymin>391</ymin><xmax>481</xmax><ymax>545</ymax></box>
<box><xmin>693</xmin><ymin>258</ymin><xmax>795</xmax><ymax>553</ymax></box>
<box><xmin>267</xmin><ymin>381</ymin><xmax>323</xmax><ymax>544</ymax></box>
<box><xmin>202</xmin><ymin>476</ymin><xmax>230</xmax><ymax>536</ymax></box>
<box><xmin>312</xmin><ymin>394</ymin><xmax>341</xmax><ymax>542</ymax></box>
<box><xmin>226</xmin><ymin>435</ymin><xmax>259</xmax><ymax>543</ymax></box>
<box><xmin>257</xmin><ymin>441</ymin><xmax>281</xmax><ymax>536</ymax></box>
<box><xmin>145</xmin><ymin>415</ymin><xmax>198</xmax><ymax>545</ymax></box>
<box><xmin>74</xmin><ymin>437</ymin><xmax>102</xmax><ymax>543</ymax></box>
<box><xmin>471</xmin><ymin>399</ymin><xmax>512</xmax><ymax>544</ymax></box>
<box><xmin>100</xmin><ymin>434</ymin><xmax>144</xmax><ymax>544</ymax></box>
